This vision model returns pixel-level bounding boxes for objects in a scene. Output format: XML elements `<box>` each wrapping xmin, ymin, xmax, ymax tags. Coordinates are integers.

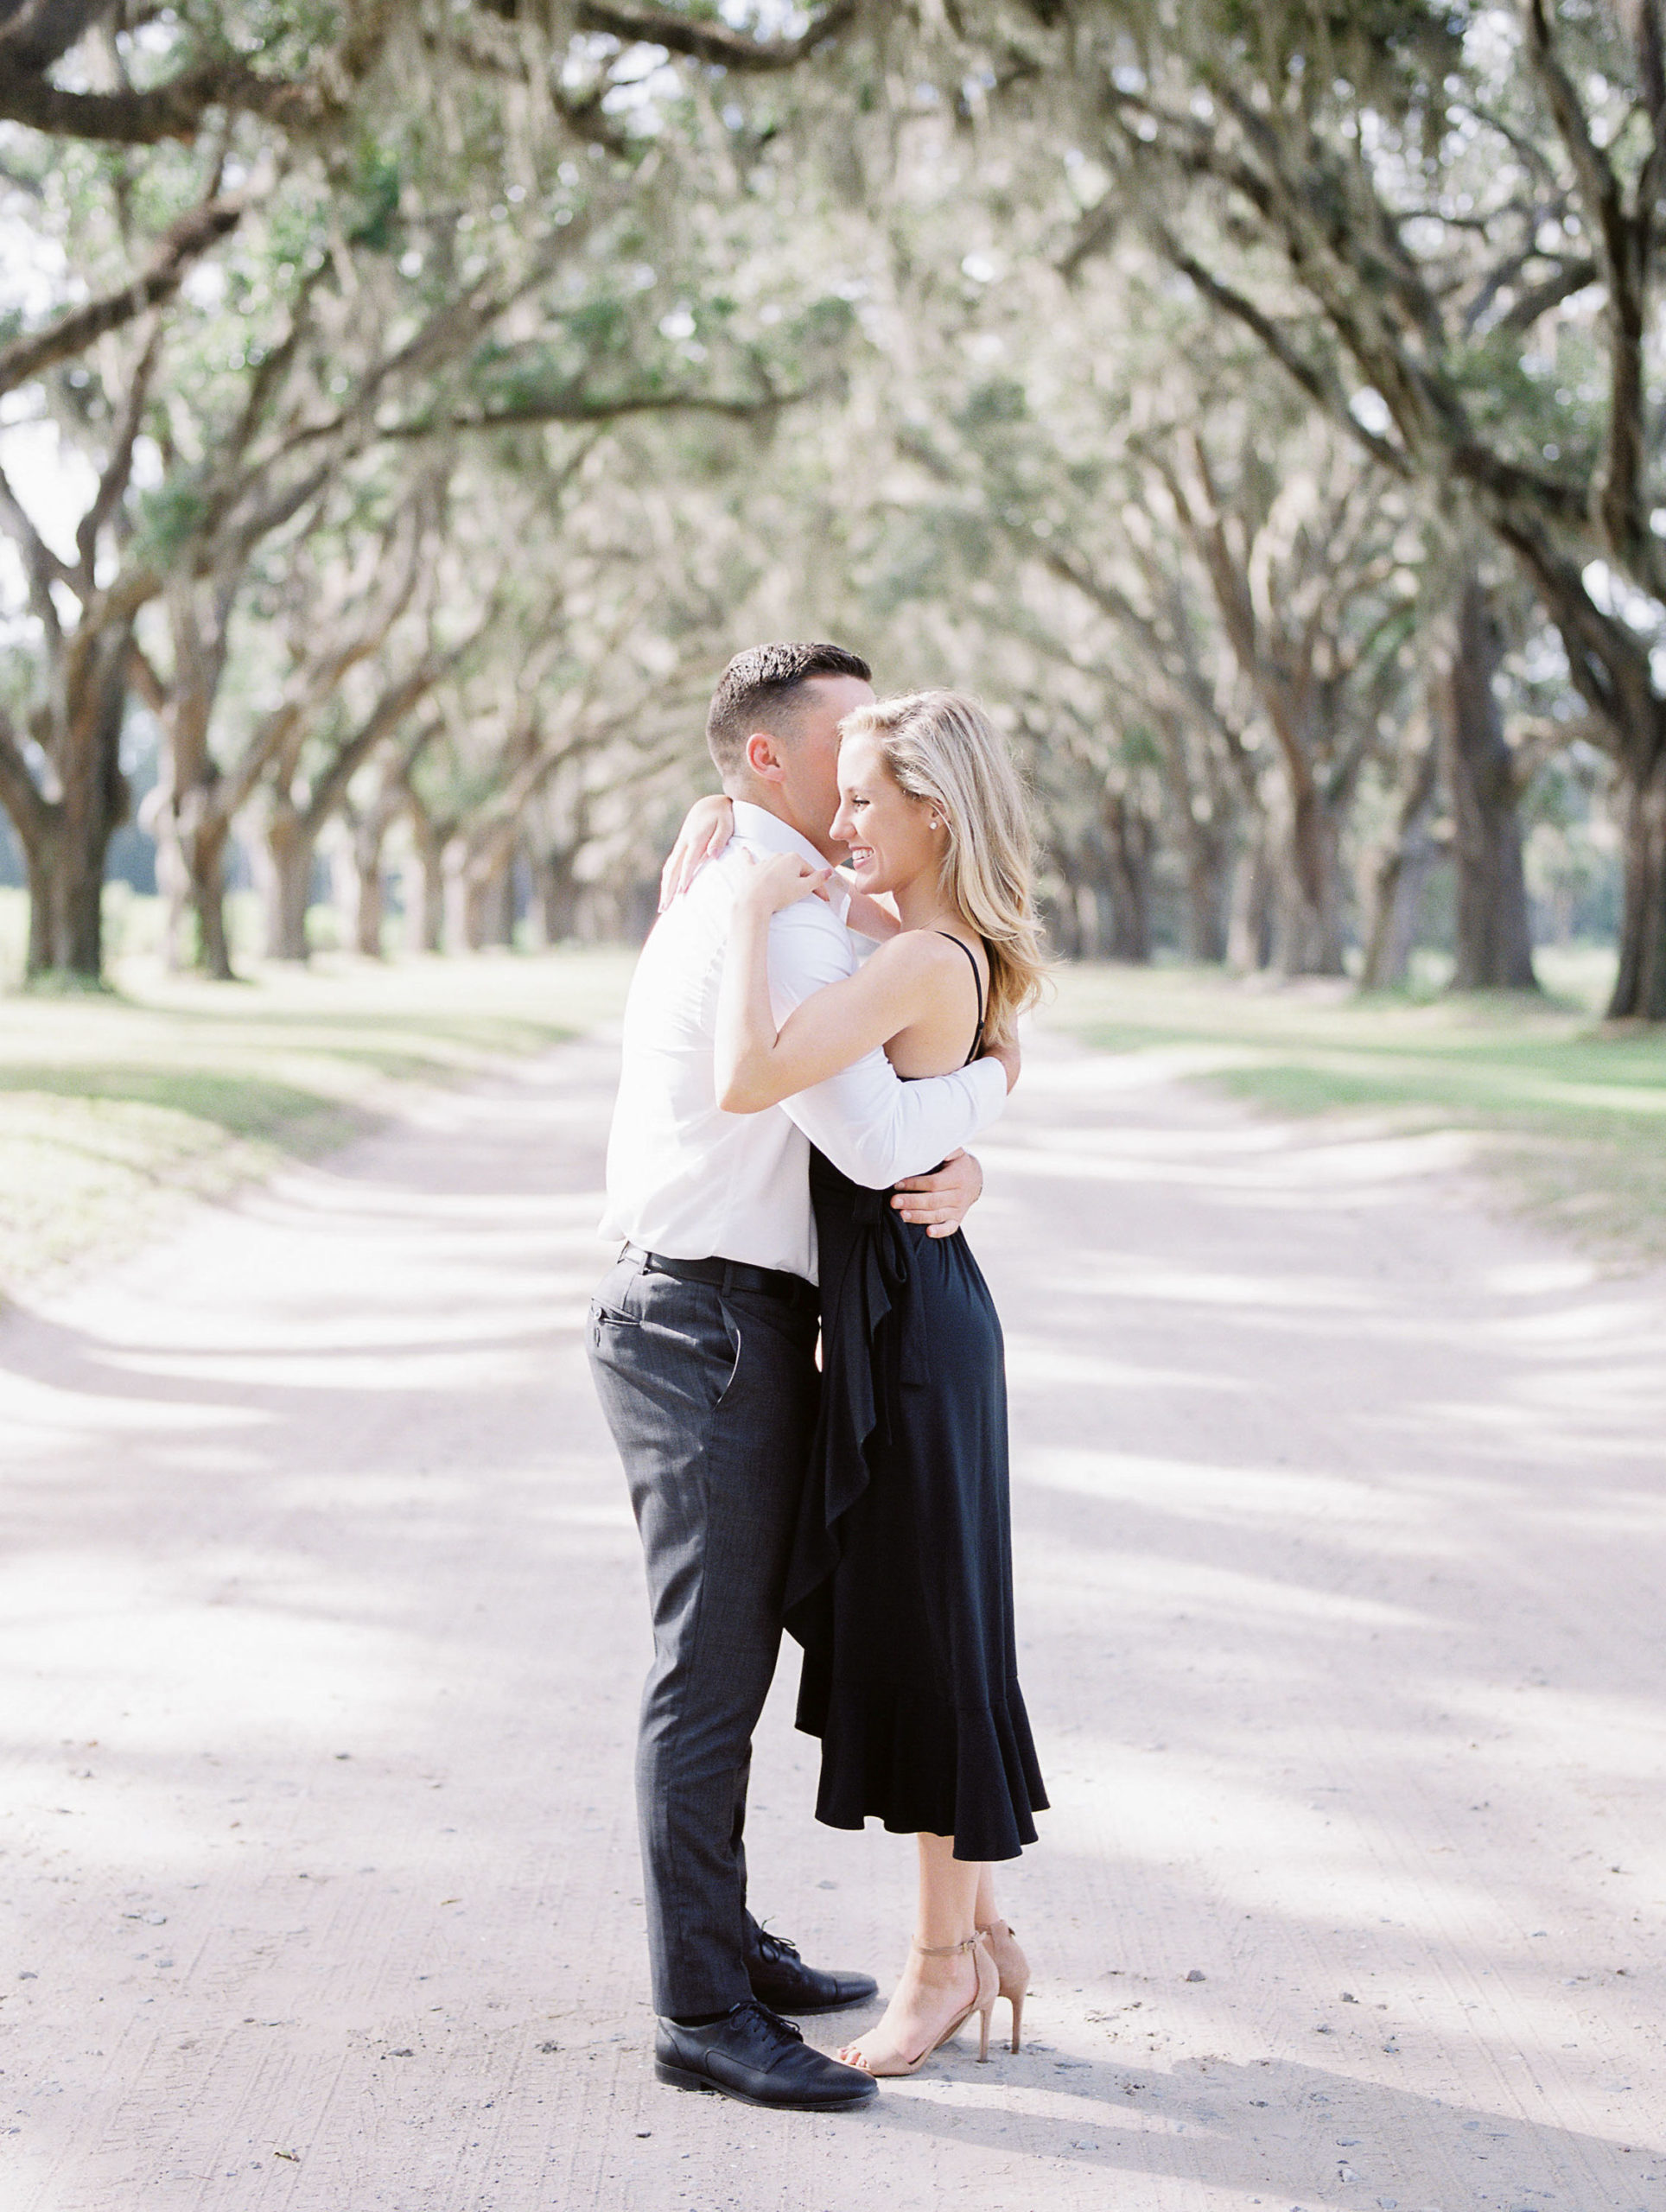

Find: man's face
<box><xmin>772</xmin><ymin>675</ymin><xmax>875</xmax><ymax>857</ymax></box>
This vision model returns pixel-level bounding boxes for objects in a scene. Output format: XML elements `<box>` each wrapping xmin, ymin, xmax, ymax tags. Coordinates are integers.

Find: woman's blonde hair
<box><xmin>838</xmin><ymin>689</ymin><xmax>1048</xmax><ymax>1046</ymax></box>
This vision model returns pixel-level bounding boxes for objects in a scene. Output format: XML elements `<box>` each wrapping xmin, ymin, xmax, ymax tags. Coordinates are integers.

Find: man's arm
<box><xmin>762</xmin><ymin>897</ymin><xmax>1008</xmax><ymax>1190</ymax></box>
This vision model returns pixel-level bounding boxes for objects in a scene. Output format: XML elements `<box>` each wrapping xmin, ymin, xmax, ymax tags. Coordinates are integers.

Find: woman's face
<box><xmin>830</xmin><ymin>733</ymin><xmax>941</xmax><ymax>894</ymax></box>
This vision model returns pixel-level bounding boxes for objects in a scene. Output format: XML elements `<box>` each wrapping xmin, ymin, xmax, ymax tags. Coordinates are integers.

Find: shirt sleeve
<box><xmin>761</xmin><ymin>897</ymin><xmax>1008</xmax><ymax>1190</ymax></box>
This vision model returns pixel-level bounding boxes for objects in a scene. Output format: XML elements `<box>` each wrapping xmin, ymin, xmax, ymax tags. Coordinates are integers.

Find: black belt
<box><xmin>620</xmin><ymin>1242</ymin><xmax>817</xmax><ymax>1310</ymax></box>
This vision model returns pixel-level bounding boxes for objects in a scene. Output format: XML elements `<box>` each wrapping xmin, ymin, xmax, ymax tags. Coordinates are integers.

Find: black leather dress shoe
<box><xmin>747</xmin><ymin>1928</ymin><xmax>879</xmax><ymax>2015</ymax></box>
<box><xmin>654</xmin><ymin>1999</ymin><xmax>877</xmax><ymax>2112</ymax></box>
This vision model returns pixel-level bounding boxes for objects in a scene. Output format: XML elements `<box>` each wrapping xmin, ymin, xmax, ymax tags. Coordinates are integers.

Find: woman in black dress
<box><xmin>714</xmin><ymin>690</ymin><xmax>1048</xmax><ymax>2076</ymax></box>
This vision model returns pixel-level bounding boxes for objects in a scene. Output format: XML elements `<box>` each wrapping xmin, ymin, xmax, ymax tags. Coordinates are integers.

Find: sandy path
<box><xmin>3</xmin><ymin>1027</ymin><xmax>1663</xmax><ymax>2212</ymax></box>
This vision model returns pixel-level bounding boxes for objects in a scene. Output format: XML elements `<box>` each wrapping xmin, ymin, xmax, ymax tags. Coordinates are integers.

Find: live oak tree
<box><xmin>2</xmin><ymin>0</ymin><xmax>1638</xmax><ymax>990</ymax></box>
<box><xmin>0</xmin><ymin>0</ymin><xmax>855</xmax><ymax>980</ymax></box>
<box><xmin>0</xmin><ymin>0</ymin><xmax>859</xmax><ymax>149</ymax></box>
<box><xmin>933</xmin><ymin>0</ymin><xmax>1666</xmax><ymax>1013</ymax></box>
<box><xmin>0</xmin><ymin>156</ymin><xmax>241</xmax><ymax>977</ymax></box>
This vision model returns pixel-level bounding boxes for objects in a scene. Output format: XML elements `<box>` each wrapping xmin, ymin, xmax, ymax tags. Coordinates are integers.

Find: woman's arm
<box><xmin>836</xmin><ymin>877</ymin><xmax>901</xmax><ymax>941</ymax></box>
<box><xmin>661</xmin><ymin>798</ymin><xmax>900</xmax><ymax>947</ymax></box>
<box><xmin>660</xmin><ymin>795</ymin><xmax>900</xmax><ymax>947</ymax></box>
<box><xmin>658</xmin><ymin>793</ymin><xmax>734</xmax><ymax>911</ymax></box>
<box><xmin>715</xmin><ymin>855</ymin><xmax>944</xmax><ymax>1112</ymax></box>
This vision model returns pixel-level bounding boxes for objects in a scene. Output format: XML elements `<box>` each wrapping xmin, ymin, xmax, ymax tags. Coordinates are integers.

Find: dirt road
<box><xmin>3</xmin><ymin>1026</ymin><xmax>1663</xmax><ymax>2212</ymax></box>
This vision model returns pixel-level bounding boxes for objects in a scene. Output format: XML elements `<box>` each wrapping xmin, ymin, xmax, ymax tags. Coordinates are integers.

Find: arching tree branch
<box><xmin>0</xmin><ymin>194</ymin><xmax>242</xmax><ymax>402</ymax></box>
<box><xmin>573</xmin><ymin>0</ymin><xmax>857</xmax><ymax>71</ymax></box>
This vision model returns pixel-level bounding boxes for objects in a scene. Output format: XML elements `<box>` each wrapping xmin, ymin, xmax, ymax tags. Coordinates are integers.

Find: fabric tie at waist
<box><xmin>784</xmin><ymin>1165</ymin><xmax>934</xmax><ymax>1624</ymax></box>
<box><xmin>843</xmin><ymin>1184</ymin><xmax>932</xmax><ymax>1390</ymax></box>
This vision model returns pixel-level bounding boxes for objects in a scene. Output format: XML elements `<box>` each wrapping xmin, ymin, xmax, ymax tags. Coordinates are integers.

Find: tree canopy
<box><xmin>0</xmin><ymin>1</ymin><xmax>1654</xmax><ymax>1010</ymax></box>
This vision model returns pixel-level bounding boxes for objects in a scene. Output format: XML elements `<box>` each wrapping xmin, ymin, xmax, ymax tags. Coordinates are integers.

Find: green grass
<box><xmin>1041</xmin><ymin>950</ymin><xmax>1666</xmax><ymax>1266</ymax></box>
<box><xmin>7</xmin><ymin>878</ymin><xmax>1661</xmax><ymax>1288</ymax></box>
<box><xmin>0</xmin><ymin>930</ymin><xmax>635</xmax><ymax>1294</ymax></box>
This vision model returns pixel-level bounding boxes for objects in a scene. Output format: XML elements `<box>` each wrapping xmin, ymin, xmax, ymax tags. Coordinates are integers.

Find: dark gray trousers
<box><xmin>586</xmin><ymin>1251</ymin><xmax>819</xmax><ymax>2018</ymax></box>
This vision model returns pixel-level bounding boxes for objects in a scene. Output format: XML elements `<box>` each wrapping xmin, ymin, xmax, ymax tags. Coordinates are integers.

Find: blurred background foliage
<box><xmin>0</xmin><ymin>0</ymin><xmax>1661</xmax><ymax>1018</ymax></box>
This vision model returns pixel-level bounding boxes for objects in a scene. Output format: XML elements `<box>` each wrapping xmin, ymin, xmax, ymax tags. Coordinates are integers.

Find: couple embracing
<box><xmin>587</xmin><ymin>641</ymin><xmax>1048</xmax><ymax>2113</ymax></box>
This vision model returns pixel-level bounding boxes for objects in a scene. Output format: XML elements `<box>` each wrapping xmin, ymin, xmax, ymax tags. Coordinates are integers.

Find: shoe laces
<box><xmin>754</xmin><ymin>1926</ymin><xmax>803</xmax><ymax>1967</ymax></box>
<box><xmin>732</xmin><ymin>1998</ymin><xmax>804</xmax><ymax>2047</ymax></box>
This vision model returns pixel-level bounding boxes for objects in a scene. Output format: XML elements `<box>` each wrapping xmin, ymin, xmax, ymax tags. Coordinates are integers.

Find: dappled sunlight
<box><xmin>0</xmin><ymin>1041</ymin><xmax>633</xmax><ymax>1956</ymax></box>
<box><xmin>1030</xmin><ymin>1535</ymin><xmax>1428</xmax><ymax>1630</ymax></box>
<box><xmin>983</xmin><ymin>1122</ymin><xmax>1483</xmax><ymax>1197</ymax></box>
<box><xmin>970</xmin><ymin>1035</ymin><xmax>1666</xmax><ymax>2199</ymax></box>
<box><xmin>1014</xmin><ymin>1444</ymin><xmax>1434</xmax><ymax>1549</ymax></box>
<box><xmin>0</xmin><ymin>1361</ymin><xmax>268</xmax><ymax>1441</ymax></box>
<box><xmin>96</xmin><ymin>1340</ymin><xmax>557</xmax><ymax>1391</ymax></box>
<box><xmin>1069</xmin><ymin>1254</ymin><xmax>1382</xmax><ymax>1312</ymax></box>
<box><xmin>867</xmin><ymin>2042</ymin><xmax>1660</xmax><ymax>2203</ymax></box>
<box><xmin>1480</xmin><ymin>1258</ymin><xmax>1602</xmax><ymax>1295</ymax></box>
<box><xmin>5</xmin><ymin>1024</ymin><xmax>1663</xmax><ymax>2212</ymax></box>
<box><xmin>1040</xmin><ymin>1726</ymin><xmax>1562</xmax><ymax>1929</ymax></box>
<box><xmin>1471</xmin><ymin>1294</ymin><xmax>1663</xmax><ymax>1346</ymax></box>
<box><xmin>1004</xmin><ymin>1338</ymin><xmax>1254</xmax><ymax>1396</ymax></box>
<box><xmin>1008</xmin><ymin>1041</ymin><xmax>1270</xmax><ymax>1092</ymax></box>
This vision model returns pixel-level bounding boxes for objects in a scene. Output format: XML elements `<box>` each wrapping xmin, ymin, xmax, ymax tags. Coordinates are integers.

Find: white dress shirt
<box><xmin>599</xmin><ymin>801</ymin><xmax>1008</xmax><ymax>1282</ymax></box>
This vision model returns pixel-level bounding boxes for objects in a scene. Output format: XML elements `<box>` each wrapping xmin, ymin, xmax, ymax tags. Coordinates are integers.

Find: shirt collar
<box><xmin>730</xmin><ymin>798</ymin><xmax>830</xmax><ymax>869</ymax></box>
<box><xmin>729</xmin><ymin>798</ymin><xmax>850</xmax><ymax>923</ymax></box>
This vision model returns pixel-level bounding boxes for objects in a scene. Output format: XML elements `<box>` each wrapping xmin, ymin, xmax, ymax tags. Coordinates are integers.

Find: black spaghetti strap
<box><xmin>937</xmin><ymin>931</ymin><xmax>987</xmax><ymax>1065</ymax></box>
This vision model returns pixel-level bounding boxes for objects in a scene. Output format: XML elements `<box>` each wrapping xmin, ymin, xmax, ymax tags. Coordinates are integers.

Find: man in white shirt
<box><xmin>588</xmin><ymin>643</ymin><xmax>1014</xmax><ymax>2113</ymax></box>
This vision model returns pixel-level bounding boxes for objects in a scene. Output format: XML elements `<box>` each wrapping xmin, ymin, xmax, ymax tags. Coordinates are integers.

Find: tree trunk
<box><xmin>404</xmin><ymin>803</ymin><xmax>446</xmax><ymax>953</ymax></box>
<box><xmin>1179</xmin><ymin>815</ymin><xmax>1230</xmax><ymax>963</ymax></box>
<box><xmin>1360</xmin><ymin>830</ymin><xmax>1440</xmax><ymax>991</ymax></box>
<box><xmin>483</xmin><ymin>849</ymin><xmax>517</xmax><ymax>948</ymax></box>
<box><xmin>1098</xmin><ymin>791</ymin><xmax>1154</xmax><ymax>962</ymax></box>
<box><xmin>442</xmin><ymin>835</ymin><xmax>512</xmax><ymax>951</ymax></box>
<box><xmin>343</xmin><ymin>810</ymin><xmax>392</xmax><ymax>958</ymax></box>
<box><xmin>1612</xmin><ymin>747</ymin><xmax>1666</xmax><ymax>1020</ymax></box>
<box><xmin>22</xmin><ymin>811</ymin><xmax>106</xmax><ymax>981</ymax></box>
<box><xmin>189</xmin><ymin>814</ymin><xmax>236</xmax><ymax>981</ymax></box>
<box><xmin>258</xmin><ymin>801</ymin><xmax>315</xmax><ymax>962</ymax></box>
<box><xmin>1359</xmin><ymin>723</ymin><xmax>1440</xmax><ymax>990</ymax></box>
<box><xmin>1074</xmin><ymin>839</ymin><xmax>1111</xmax><ymax>957</ymax></box>
<box><xmin>1227</xmin><ymin>828</ymin><xmax>1276</xmax><ymax>970</ymax></box>
<box><xmin>151</xmin><ymin>798</ymin><xmax>193</xmax><ymax>972</ymax></box>
<box><xmin>529</xmin><ymin>845</ymin><xmax>582</xmax><ymax>945</ymax></box>
<box><xmin>151</xmin><ymin>791</ymin><xmax>237</xmax><ymax>980</ymax></box>
<box><xmin>1519</xmin><ymin>615</ymin><xmax>1666</xmax><ymax>1019</ymax></box>
<box><xmin>1283</xmin><ymin>783</ymin><xmax>1348</xmax><ymax>976</ymax></box>
<box><xmin>1040</xmin><ymin>847</ymin><xmax>1084</xmax><ymax>960</ymax></box>
<box><xmin>15</xmin><ymin>636</ymin><xmax>130</xmax><ymax>984</ymax></box>
<box><xmin>353</xmin><ymin>846</ymin><xmax>386</xmax><ymax>957</ymax></box>
<box><xmin>442</xmin><ymin>840</ymin><xmax>471</xmax><ymax>952</ymax></box>
<box><xmin>1435</xmin><ymin>574</ymin><xmax>1538</xmax><ymax>992</ymax></box>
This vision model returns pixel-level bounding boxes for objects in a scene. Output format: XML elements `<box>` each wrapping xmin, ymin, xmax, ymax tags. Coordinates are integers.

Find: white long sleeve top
<box><xmin>598</xmin><ymin>801</ymin><xmax>1008</xmax><ymax>1282</ymax></box>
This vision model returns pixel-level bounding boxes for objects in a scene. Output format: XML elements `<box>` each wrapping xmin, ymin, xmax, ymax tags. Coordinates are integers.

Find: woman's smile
<box><xmin>830</xmin><ymin>732</ymin><xmax>938</xmax><ymax>894</ymax></box>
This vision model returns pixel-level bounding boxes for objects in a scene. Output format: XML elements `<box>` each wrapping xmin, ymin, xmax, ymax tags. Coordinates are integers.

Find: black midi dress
<box><xmin>784</xmin><ymin>936</ymin><xmax>1048</xmax><ymax>1863</ymax></box>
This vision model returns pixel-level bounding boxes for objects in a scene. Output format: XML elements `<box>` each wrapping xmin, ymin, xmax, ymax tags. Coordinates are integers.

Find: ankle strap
<box><xmin>913</xmin><ymin>1935</ymin><xmax>980</xmax><ymax>1956</ymax></box>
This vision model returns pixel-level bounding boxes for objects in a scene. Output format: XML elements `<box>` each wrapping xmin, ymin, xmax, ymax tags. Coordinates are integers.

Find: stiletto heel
<box><xmin>841</xmin><ymin>1936</ymin><xmax>997</xmax><ymax>2078</ymax></box>
<box><xmin>976</xmin><ymin>1919</ymin><xmax>1030</xmax><ymax>2055</ymax></box>
<box><xmin>948</xmin><ymin>1936</ymin><xmax>997</xmax><ymax>2065</ymax></box>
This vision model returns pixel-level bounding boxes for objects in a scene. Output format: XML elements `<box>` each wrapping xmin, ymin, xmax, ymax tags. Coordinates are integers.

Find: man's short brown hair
<box><xmin>705</xmin><ymin>641</ymin><xmax>873</xmax><ymax>778</ymax></box>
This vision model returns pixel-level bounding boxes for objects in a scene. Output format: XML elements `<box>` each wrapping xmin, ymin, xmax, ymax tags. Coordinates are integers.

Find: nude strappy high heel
<box><xmin>976</xmin><ymin>1919</ymin><xmax>1030</xmax><ymax>2053</ymax></box>
<box><xmin>842</xmin><ymin>1936</ymin><xmax>1000</xmax><ymax>2076</ymax></box>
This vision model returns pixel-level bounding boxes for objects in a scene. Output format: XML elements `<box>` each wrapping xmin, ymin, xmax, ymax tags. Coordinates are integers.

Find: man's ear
<box><xmin>743</xmin><ymin>730</ymin><xmax>787</xmax><ymax>783</ymax></box>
